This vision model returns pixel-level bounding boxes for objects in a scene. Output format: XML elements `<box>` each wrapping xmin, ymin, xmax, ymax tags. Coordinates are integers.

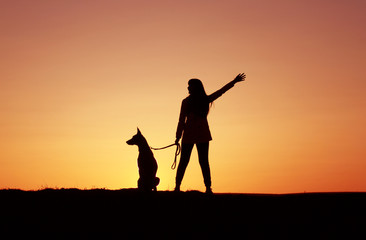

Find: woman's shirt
<box><xmin>176</xmin><ymin>80</ymin><xmax>236</xmax><ymax>144</ymax></box>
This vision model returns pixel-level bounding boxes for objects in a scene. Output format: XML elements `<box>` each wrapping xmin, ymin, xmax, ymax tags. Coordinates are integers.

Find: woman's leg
<box><xmin>196</xmin><ymin>142</ymin><xmax>211</xmax><ymax>189</ymax></box>
<box><xmin>175</xmin><ymin>143</ymin><xmax>194</xmax><ymax>190</ymax></box>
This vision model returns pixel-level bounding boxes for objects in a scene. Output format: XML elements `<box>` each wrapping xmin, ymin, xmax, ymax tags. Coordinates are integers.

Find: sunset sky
<box><xmin>1</xmin><ymin>0</ymin><xmax>365</xmax><ymax>193</ymax></box>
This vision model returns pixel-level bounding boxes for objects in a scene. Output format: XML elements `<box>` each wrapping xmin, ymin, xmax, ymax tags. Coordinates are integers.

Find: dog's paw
<box><xmin>154</xmin><ymin>177</ymin><xmax>160</xmax><ymax>187</ymax></box>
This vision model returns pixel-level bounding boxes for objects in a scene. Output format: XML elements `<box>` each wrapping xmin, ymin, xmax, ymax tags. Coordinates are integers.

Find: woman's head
<box><xmin>188</xmin><ymin>78</ymin><xmax>207</xmax><ymax>97</ymax></box>
<box><xmin>187</xmin><ymin>78</ymin><xmax>210</xmax><ymax>117</ymax></box>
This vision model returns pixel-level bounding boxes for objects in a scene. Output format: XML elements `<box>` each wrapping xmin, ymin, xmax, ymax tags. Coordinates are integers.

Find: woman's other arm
<box><xmin>175</xmin><ymin>99</ymin><xmax>188</xmax><ymax>143</ymax></box>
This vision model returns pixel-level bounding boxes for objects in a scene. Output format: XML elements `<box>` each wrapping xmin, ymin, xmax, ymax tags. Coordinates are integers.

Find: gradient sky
<box><xmin>1</xmin><ymin>0</ymin><xmax>365</xmax><ymax>193</ymax></box>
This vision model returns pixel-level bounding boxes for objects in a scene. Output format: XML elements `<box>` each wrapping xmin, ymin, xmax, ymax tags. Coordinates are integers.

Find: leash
<box><xmin>151</xmin><ymin>143</ymin><xmax>181</xmax><ymax>170</ymax></box>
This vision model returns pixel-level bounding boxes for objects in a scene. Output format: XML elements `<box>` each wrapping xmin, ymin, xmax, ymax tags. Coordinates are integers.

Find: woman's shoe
<box><xmin>205</xmin><ymin>187</ymin><xmax>213</xmax><ymax>195</ymax></box>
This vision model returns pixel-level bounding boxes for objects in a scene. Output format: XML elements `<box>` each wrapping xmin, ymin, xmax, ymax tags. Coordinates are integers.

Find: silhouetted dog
<box><xmin>127</xmin><ymin>128</ymin><xmax>160</xmax><ymax>191</ymax></box>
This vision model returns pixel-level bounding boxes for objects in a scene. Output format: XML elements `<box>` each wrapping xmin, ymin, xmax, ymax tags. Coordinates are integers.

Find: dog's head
<box><xmin>126</xmin><ymin>128</ymin><xmax>144</xmax><ymax>146</ymax></box>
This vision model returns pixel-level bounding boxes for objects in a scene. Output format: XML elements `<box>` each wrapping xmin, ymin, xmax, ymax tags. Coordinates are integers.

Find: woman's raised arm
<box><xmin>208</xmin><ymin>73</ymin><xmax>246</xmax><ymax>102</ymax></box>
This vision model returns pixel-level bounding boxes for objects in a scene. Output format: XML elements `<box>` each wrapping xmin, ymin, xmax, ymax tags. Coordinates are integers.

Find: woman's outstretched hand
<box><xmin>233</xmin><ymin>73</ymin><xmax>246</xmax><ymax>83</ymax></box>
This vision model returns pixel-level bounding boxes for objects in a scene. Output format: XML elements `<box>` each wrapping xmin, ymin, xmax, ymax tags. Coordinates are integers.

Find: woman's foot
<box><xmin>174</xmin><ymin>186</ymin><xmax>181</xmax><ymax>192</ymax></box>
<box><xmin>205</xmin><ymin>187</ymin><xmax>213</xmax><ymax>195</ymax></box>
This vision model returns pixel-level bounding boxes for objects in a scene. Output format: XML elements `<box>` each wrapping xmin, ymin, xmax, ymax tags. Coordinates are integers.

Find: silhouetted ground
<box><xmin>1</xmin><ymin>189</ymin><xmax>365</xmax><ymax>239</ymax></box>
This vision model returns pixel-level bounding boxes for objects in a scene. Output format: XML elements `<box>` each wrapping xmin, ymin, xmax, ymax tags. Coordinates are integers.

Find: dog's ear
<box><xmin>137</xmin><ymin>127</ymin><xmax>141</xmax><ymax>135</ymax></box>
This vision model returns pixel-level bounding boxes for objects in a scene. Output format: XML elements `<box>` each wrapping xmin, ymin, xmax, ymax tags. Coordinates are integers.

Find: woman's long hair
<box><xmin>187</xmin><ymin>78</ymin><xmax>211</xmax><ymax>117</ymax></box>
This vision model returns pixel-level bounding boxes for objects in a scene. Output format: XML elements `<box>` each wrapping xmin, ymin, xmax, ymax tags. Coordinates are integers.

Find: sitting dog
<box><xmin>126</xmin><ymin>128</ymin><xmax>160</xmax><ymax>191</ymax></box>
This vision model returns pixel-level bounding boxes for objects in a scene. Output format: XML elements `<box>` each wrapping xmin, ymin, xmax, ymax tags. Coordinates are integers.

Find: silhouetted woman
<box><xmin>175</xmin><ymin>73</ymin><xmax>246</xmax><ymax>193</ymax></box>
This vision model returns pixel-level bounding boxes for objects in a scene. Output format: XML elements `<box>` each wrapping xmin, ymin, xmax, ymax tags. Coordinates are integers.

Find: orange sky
<box><xmin>1</xmin><ymin>0</ymin><xmax>365</xmax><ymax>193</ymax></box>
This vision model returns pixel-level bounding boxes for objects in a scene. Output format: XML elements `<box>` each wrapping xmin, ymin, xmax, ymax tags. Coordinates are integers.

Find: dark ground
<box><xmin>1</xmin><ymin>189</ymin><xmax>365</xmax><ymax>239</ymax></box>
